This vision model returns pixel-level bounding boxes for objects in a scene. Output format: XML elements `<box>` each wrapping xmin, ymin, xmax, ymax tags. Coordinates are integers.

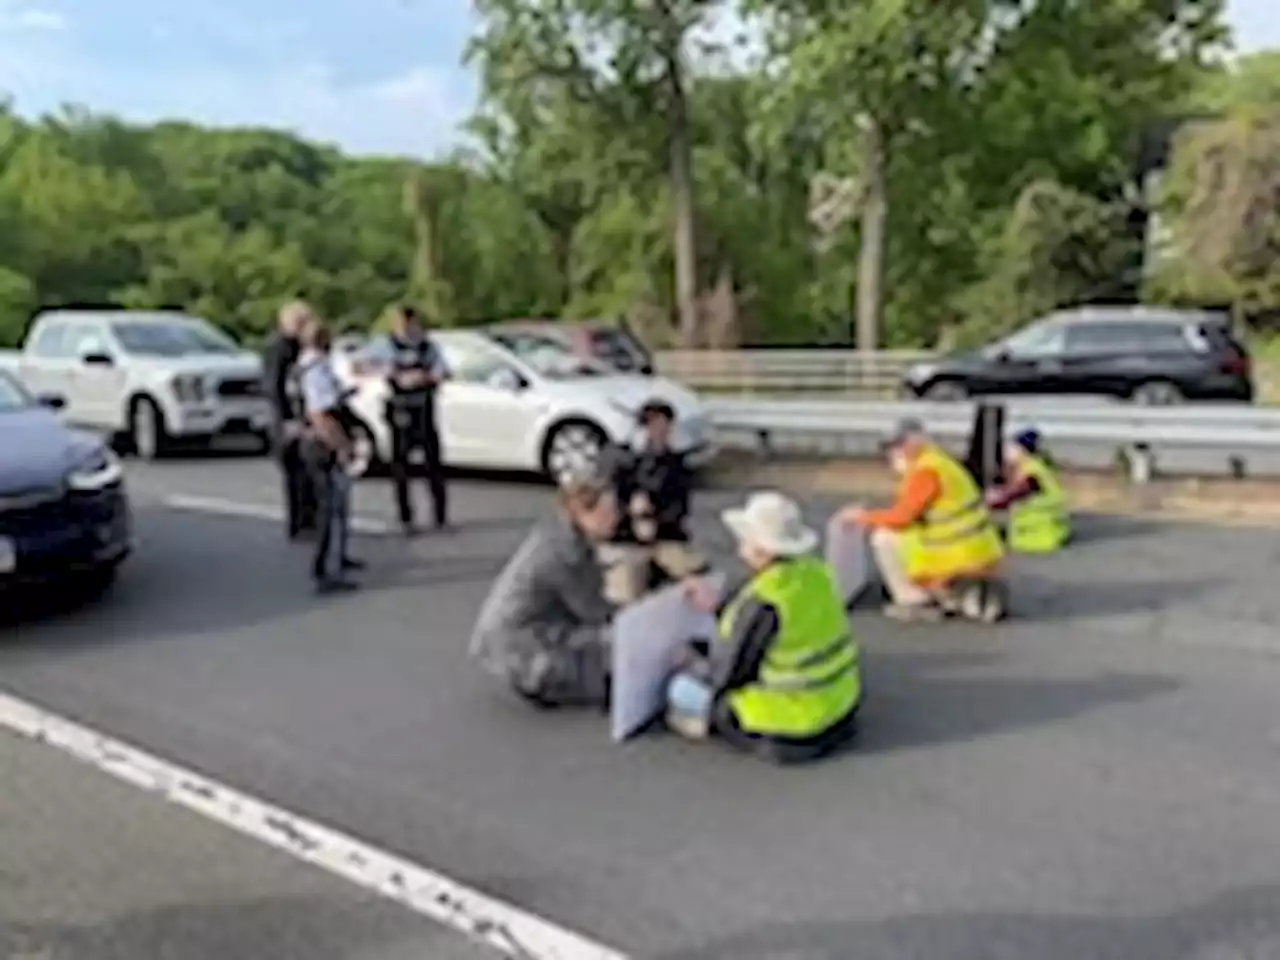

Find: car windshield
<box><xmin>0</xmin><ymin>372</ymin><xmax>31</xmax><ymax>413</ymax></box>
<box><xmin>111</xmin><ymin>318</ymin><xmax>239</xmax><ymax>357</ymax></box>
<box><xmin>488</xmin><ymin>332</ymin><xmax>603</xmax><ymax>378</ymax></box>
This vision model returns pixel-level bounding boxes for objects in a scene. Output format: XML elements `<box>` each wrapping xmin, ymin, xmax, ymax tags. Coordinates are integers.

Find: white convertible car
<box><xmin>337</xmin><ymin>329</ymin><xmax>714</xmax><ymax>480</ymax></box>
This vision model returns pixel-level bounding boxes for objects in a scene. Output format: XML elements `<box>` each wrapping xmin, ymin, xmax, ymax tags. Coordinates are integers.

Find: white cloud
<box><xmin>0</xmin><ymin>4</ymin><xmax>65</xmax><ymax>31</ymax></box>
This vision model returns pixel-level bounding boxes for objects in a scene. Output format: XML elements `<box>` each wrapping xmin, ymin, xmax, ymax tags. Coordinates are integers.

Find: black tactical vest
<box><xmin>387</xmin><ymin>334</ymin><xmax>440</xmax><ymax>407</ymax></box>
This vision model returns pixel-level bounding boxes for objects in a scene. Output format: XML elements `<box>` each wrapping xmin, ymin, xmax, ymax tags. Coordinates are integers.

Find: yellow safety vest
<box><xmin>1008</xmin><ymin>454</ymin><xmax>1070</xmax><ymax>553</ymax></box>
<box><xmin>716</xmin><ymin>557</ymin><xmax>861</xmax><ymax>739</ymax></box>
<box><xmin>902</xmin><ymin>445</ymin><xmax>1005</xmax><ymax>582</ymax></box>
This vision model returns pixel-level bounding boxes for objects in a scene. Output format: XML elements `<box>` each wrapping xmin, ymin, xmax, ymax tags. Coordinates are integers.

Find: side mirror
<box><xmin>36</xmin><ymin>392</ymin><xmax>66</xmax><ymax>410</ymax></box>
<box><xmin>81</xmin><ymin>352</ymin><xmax>113</xmax><ymax>367</ymax></box>
<box><xmin>991</xmin><ymin>348</ymin><xmax>1012</xmax><ymax>364</ymax></box>
<box><xmin>485</xmin><ymin>367</ymin><xmax>524</xmax><ymax>392</ymax></box>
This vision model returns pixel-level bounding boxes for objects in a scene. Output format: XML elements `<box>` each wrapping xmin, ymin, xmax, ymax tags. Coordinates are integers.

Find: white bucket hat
<box><xmin>721</xmin><ymin>491</ymin><xmax>818</xmax><ymax>557</ymax></box>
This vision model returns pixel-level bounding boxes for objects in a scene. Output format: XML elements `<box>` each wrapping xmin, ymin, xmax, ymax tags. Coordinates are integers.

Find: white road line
<box><xmin>164</xmin><ymin>494</ymin><xmax>394</xmax><ymax>536</ymax></box>
<box><xmin>0</xmin><ymin>690</ymin><xmax>628</xmax><ymax>960</ymax></box>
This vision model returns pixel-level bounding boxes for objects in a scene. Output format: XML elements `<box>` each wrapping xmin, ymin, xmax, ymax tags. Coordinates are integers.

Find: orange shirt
<box><xmin>862</xmin><ymin>467</ymin><xmax>941</xmax><ymax>529</ymax></box>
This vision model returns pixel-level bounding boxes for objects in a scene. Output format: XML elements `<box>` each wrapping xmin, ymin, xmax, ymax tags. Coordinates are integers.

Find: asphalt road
<box><xmin>0</xmin><ymin>728</ymin><xmax>502</xmax><ymax>960</ymax></box>
<box><xmin>4</xmin><ymin>454</ymin><xmax>1280</xmax><ymax>958</ymax></box>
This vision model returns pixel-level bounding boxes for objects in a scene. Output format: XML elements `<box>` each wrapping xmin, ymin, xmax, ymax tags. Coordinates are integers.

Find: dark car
<box><xmin>901</xmin><ymin>307</ymin><xmax>1253</xmax><ymax>404</ymax></box>
<box><xmin>0</xmin><ymin>371</ymin><xmax>132</xmax><ymax>591</ymax></box>
<box><xmin>486</xmin><ymin>320</ymin><xmax>655</xmax><ymax>374</ymax></box>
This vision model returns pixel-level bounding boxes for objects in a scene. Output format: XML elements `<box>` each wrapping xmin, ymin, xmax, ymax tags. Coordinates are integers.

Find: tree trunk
<box><xmin>856</xmin><ymin>118</ymin><xmax>888</xmax><ymax>351</ymax></box>
<box><xmin>664</xmin><ymin>43</ymin><xmax>699</xmax><ymax>347</ymax></box>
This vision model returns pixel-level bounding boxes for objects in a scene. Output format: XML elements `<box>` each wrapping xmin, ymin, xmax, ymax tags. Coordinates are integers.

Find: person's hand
<box><xmin>683</xmin><ymin>576</ymin><xmax>719</xmax><ymax>612</ymax></box>
<box><xmin>839</xmin><ymin>505</ymin><xmax>869</xmax><ymax>527</ymax></box>
<box><xmin>671</xmin><ymin>645</ymin><xmax>695</xmax><ymax>669</ymax></box>
<box><xmin>630</xmin><ymin>491</ymin><xmax>650</xmax><ymax>514</ymax></box>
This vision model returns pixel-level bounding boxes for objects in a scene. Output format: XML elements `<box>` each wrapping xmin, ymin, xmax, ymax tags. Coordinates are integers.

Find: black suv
<box><xmin>901</xmin><ymin>308</ymin><xmax>1253</xmax><ymax>404</ymax></box>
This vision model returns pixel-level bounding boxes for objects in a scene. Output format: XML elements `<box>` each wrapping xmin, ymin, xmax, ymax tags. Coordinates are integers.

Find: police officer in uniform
<box><xmin>261</xmin><ymin>300</ymin><xmax>317</xmax><ymax>539</ymax></box>
<box><xmin>381</xmin><ymin>305</ymin><xmax>449</xmax><ymax>535</ymax></box>
<box><xmin>297</xmin><ymin>318</ymin><xmax>365</xmax><ymax>594</ymax></box>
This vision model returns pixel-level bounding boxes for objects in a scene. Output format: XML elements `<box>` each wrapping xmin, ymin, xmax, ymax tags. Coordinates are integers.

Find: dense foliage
<box><xmin>1</xmin><ymin>2</ymin><xmax>1277</xmax><ymax>352</ymax></box>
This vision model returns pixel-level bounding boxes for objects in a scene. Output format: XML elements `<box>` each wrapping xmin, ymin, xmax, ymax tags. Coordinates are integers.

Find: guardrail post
<box><xmin>755</xmin><ymin>428</ymin><xmax>773</xmax><ymax>459</ymax></box>
<box><xmin>1129</xmin><ymin>443</ymin><xmax>1154</xmax><ymax>484</ymax></box>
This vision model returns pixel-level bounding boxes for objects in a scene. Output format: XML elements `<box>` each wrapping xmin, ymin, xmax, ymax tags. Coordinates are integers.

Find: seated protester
<box><xmin>600</xmin><ymin>400</ymin><xmax>708</xmax><ymax>605</ymax></box>
<box><xmin>468</xmin><ymin>473</ymin><xmax>619</xmax><ymax>709</ymax></box>
<box><xmin>667</xmin><ymin>491</ymin><xmax>861</xmax><ymax>764</ymax></box>
<box><xmin>985</xmin><ymin>428</ymin><xmax>1070</xmax><ymax>553</ymax></box>
<box><xmin>841</xmin><ymin>417</ymin><xmax>1004</xmax><ymax>622</ymax></box>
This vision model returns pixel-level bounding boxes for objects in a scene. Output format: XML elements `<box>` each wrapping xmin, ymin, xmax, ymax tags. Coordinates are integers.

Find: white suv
<box><xmin>12</xmin><ymin>310</ymin><xmax>270</xmax><ymax>459</ymax></box>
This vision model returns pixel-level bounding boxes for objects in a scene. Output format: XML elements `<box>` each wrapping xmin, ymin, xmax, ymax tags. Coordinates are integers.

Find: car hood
<box><xmin>0</xmin><ymin>409</ymin><xmax>102</xmax><ymax>491</ymax></box>
<box><xmin>130</xmin><ymin>352</ymin><xmax>262</xmax><ymax>377</ymax></box>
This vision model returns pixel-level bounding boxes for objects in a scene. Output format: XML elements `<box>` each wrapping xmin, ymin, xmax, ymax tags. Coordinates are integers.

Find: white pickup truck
<box><xmin>0</xmin><ymin>309</ymin><xmax>271</xmax><ymax>459</ymax></box>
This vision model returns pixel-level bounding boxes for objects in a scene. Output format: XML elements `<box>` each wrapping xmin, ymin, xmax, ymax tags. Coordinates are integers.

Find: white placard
<box><xmin>610</xmin><ymin>575</ymin><xmax>722</xmax><ymax>743</ymax></box>
<box><xmin>825</xmin><ymin>515</ymin><xmax>870</xmax><ymax>607</ymax></box>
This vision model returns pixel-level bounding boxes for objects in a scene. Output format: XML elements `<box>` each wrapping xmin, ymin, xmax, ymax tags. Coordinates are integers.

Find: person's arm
<box><xmin>301</xmin><ymin>365</ymin><xmax>352</xmax><ymax>458</ymax></box>
<box><xmin>707</xmin><ymin>596</ymin><xmax>780</xmax><ymax>695</ymax></box>
<box><xmin>861</xmin><ymin>468</ymin><xmax>941</xmax><ymax>529</ymax></box>
<box><xmin>545</xmin><ymin>539</ymin><xmax>615</xmax><ymax>626</ymax></box>
<box><xmin>261</xmin><ymin>338</ymin><xmax>290</xmax><ymax>418</ymax></box>
<box><xmin>986</xmin><ymin>474</ymin><xmax>1041</xmax><ymax>510</ymax></box>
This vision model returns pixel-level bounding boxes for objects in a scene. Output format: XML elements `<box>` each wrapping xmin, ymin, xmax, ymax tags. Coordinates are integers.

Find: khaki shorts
<box><xmin>600</xmin><ymin>541</ymin><xmax>708</xmax><ymax>606</ymax></box>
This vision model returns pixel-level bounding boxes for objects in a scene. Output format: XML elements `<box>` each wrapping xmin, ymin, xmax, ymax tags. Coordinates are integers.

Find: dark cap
<box><xmin>881</xmin><ymin>416</ymin><xmax>926</xmax><ymax>450</ymax></box>
<box><xmin>637</xmin><ymin>399</ymin><xmax>676</xmax><ymax>424</ymax></box>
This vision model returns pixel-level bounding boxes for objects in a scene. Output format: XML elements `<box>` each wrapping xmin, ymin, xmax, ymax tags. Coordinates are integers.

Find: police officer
<box><xmin>380</xmin><ymin>305</ymin><xmax>449</xmax><ymax>535</ymax></box>
<box><xmin>261</xmin><ymin>300</ymin><xmax>317</xmax><ymax>539</ymax></box>
<box><xmin>297</xmin><ymin>318</ymin><xmax>365</xmax><ymax>594</ymax></box>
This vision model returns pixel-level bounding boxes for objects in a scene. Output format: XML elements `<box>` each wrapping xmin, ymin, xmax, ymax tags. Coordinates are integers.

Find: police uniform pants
<box><xmin>274</xmin><ymin>430</ymin><xmax>317</xmax><ymax>534</ymax></box>
<box><xmin>310</xmin><ymin>460</ymin><xmax>352</xmax><ymax>582</ymax></box>
<box><xmin>388</xmin><ymin>403</ymin><xmax>447</xmax><ymax>526</ymax></box>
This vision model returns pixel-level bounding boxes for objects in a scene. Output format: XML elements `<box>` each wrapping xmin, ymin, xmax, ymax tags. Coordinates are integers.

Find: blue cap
<box><xmin>1013</xmin><ymin>428</ymin><xmax>1040</xmax><ymax>453</ymax></box>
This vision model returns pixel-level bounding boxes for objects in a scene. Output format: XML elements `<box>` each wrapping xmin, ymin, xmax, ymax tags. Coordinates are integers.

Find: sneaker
<box><xmin>341</xmin><ymin>557</ymin><xmax>366</xmax><ymax>572</ymax></box>
<box><xmin>315</xmin><ymin>577</ymin><xmax>360</xmax><ymax>596</ymax></box>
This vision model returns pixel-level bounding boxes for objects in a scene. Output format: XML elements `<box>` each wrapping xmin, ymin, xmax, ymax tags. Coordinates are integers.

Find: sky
<box><xmin>0</xmin><ymin>0</ymin><xmax>1276</xmax><ymax>160</ymax></box>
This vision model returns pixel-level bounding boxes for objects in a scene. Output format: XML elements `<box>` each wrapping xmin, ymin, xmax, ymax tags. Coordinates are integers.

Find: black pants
<box><xmin>307</xmin><ymin>455</ymin><xmax>351</xmax><ymax>582</ymax></box>
<box><xmin>712</xmin><ymin>698</ymin><xmax>860</xmax><ymax>765</ymax></box>
<box><xmin>275</xmin><ymin>432</ymin><xmax>317</xmax><ymax>535</ymax></box>
<box><xmin>387</xmin><ymin>402</ymin><xmax>447</xmax><ymax>527</ymax></box>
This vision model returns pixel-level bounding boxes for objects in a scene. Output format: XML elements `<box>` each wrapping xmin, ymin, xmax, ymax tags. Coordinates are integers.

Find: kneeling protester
<box><xmin>667</xmin><ymin>491</ymin><xmax>861</xmax><ymax>763</ymax></box>
<box><xmin>468</xmin><ymin>474</ymin><xmax>619</xmax><ymax>709</ymax></box>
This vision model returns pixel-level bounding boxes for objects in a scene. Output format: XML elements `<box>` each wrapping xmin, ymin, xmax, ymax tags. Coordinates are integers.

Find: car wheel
<box><xmin>542</xmin><ymin>420</ymin><xmax>608</xmax><ymax>483</ymax></box>
<box><xmin>129</xmin><ymin>396</ymin><xmax>168</xmax><ymax>461</ymax></box>
<box><xmin>923</xmin><ymin>380</ymin><xmax>968</xmax><ymax>402</ymax></box>
<box><xmin>1130</xmin><ymin>380</ymin><xmax>1183</xmax><ymax>405</ymax></box>
<box><xmin>77</xmin><ymin>563</ymin><xmax>120</xmax><ymax>597</ymax></box>
<box><xmin>348</xmin><ymin>420</ymin><xmax>379</xmax><ymax>479</ymax></box>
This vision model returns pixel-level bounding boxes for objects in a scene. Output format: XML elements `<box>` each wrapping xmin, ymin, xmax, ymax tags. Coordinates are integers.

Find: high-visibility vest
<box><xmin>1008</xmin><ymin>454</ymin><xmax>1070</xmax><ymax>553</ymax></box>
<box><xmin>716</xmin><ymin>557</ymin><xmax>861</xmax><ymax>739</ymax></box>
<box><xmin>901</xmin><ymin>445</ymin><xmax>1005</xmax><ymax>582</ymax></box>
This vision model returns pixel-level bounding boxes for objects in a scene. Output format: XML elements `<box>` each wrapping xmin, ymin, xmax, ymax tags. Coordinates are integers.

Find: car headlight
<box><xmin>171</xmin><ymin>374</ymin><xmax>207</xmax><ymax>403</ymax></box>
<box><xmin>67</xmin><ymin>447</ymin><xmax>123</xmax><ymax>492</ymax></box>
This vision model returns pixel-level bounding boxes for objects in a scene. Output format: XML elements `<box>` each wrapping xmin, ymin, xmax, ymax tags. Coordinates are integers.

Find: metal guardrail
<box><xmin>705</xmin><ymin>397</ymin><xmax>1280</xmax><ymax>479</ymax></box>
<box><xmin>657</xmin><ymin>348</ymin><xmax>1280</xmax><ymax>404</ymax></box>
<box><xmin>655</xmin><ymin>349</ymin><xmax>928</xmax><ymax>396</ymax></box>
